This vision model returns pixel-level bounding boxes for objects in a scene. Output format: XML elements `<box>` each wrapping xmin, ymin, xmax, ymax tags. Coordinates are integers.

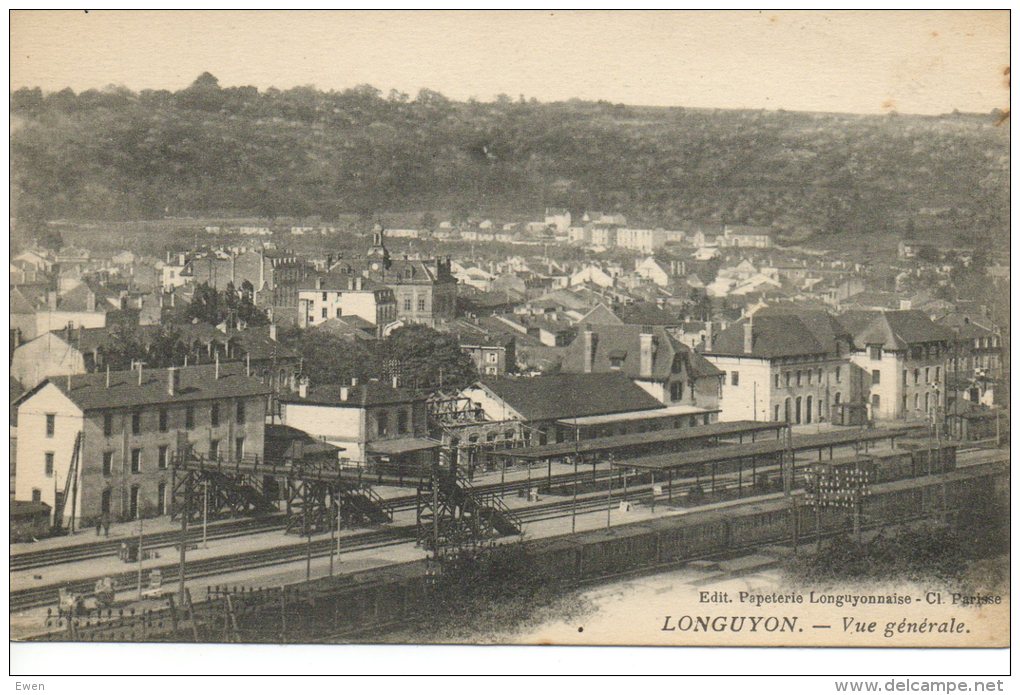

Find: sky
<box><xmin>10</xmin><ymin>10</ymin><xmax>1011</xmax><ymax>115</ymax></box>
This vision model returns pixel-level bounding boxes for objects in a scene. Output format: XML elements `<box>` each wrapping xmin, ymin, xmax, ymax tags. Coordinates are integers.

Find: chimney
<box><xmin>269</xmin><ymin>323</ymin><xmax>277</xmax><ymax>341</ymax></box>
<box><xmin>167</xmin><ymin>367</ymin><xmax>180</xmax><ymax>396</ymax></box>
<box><xmin>137</xmin><ymin>362</ymin><xmax>144</xmax><ymax>386</ymax></box>
<box><xmin>347</xmin><ymin>276</ymin><xmax>354</xmax><ymax>290</ymax></box>
<box><xmin>246</xmin><ymin>353</ymin><xmax>251</xmax><ymax>377</ymax></box>
<box><xmin>582</xmin><ymin>325</ymin><xmax>596</xmax><ymax>373</ymax></box>
<box><xmin>106</xmin><ymin>364</ymin><xmax>111</xmax><ymax>388</ymax></box>
<box><xmin>215</xmin><ymin>353</ymin><xmax>220</xmax><ymax>380</ymax></box>
<box><xmin>65</xmin><ymin>323</ymin><xmax>72</xmax><ymax>341</ymax></box>
<box><xmin>639</xmin><ymin>328</ymin><xmax>656</xmax><ymax>378</ymax></box>
<box><xmin>704</xmin><ymin>321</ymin><xmax>714</xmax><ymax>352</ymax></box>
<box><xmin>355</xmin><ymin>277</ymin><xmax>363</xmax><ymax>291</ymax></box>
<box><xmin>351</xmin><ymin>377</ymin><xmax>359</xmax><ymax>386</ymax></box>
<box><xmin>317</xmin><ymin>276</ymin><xmax>324</xmax><ymax>290</ymax></box>
<box><xmin>743</xmin><ymin>317</ymin><xmax>754</xmax><ymax>355</ymax></box>
<box><xmin>392</xmin><ymin>375</ymin><xmax>400</xmax><ymax>389</ymax></box>
<box><xmin>298</xmin><ymin>377</ymin><xmax>309</xmax><ymax>399</ymax></box>
<box><xmin>339</xmin><ymin>385</ymin><xmax>349</xmax><ymax>401</ymax></box>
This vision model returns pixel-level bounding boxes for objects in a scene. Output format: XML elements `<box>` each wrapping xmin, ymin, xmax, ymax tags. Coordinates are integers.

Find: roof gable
<box><xmin>477</xmin><ymin>372</ymin><xmax>663</xmax><ymax>421</ymax></box>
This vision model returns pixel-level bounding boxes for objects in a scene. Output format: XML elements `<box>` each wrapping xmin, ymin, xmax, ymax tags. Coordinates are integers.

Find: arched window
<box><xmin>795</xmin><ymin>396</ymin><xmax>802</xmax><ymax>424</ymax></box>
<box><xmin>784</xmin><ymin>398</ymin><xmax>792</xmax><ymax>423</ymax></box>
<box><xmin>805</xmin><ymin>396</ymin><xmax>813</xmax><ymax>424</ymax></box>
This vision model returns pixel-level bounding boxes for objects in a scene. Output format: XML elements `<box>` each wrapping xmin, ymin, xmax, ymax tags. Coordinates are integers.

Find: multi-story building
<box><xmin>701</xmin><ymin>310</ymin><xmax>858</xmax><ymax>424</ymax></box>
<box><xmin>842</xmin><ymin>310</ymin><xmax>954</xmax><ymax>421</ymax></box>
<box><xmin>560</xmin><ymin>324</ymin><xmax>723</xmax><ymax>419</ymax></box>
<box><xmin>328</xmin><ymin>229</ymin><xmax>457</xmax><ymax>327</ymax></box>
<box><xmin>297</xmin><ymin>273</ymin><xmax>397</xmax><ymax>333</ymax></box>
<box><xmin>12</xmin><ymin>363</ymin><xmax>269</xmax><ymax>526</ymax></box>
<box><xmin>617</xmin><ymin>228</ymin><xmax>666</xmax><ymax>254</ymax></box>
<box><xmin>280</xmin><ymin>379</ymin><xmax>437</xmax><ymax>470</ymax></box>
<box><xmin>722</xmin><ymin>225</ymin><xmax>773</xmax><ymax>248</ymax></box>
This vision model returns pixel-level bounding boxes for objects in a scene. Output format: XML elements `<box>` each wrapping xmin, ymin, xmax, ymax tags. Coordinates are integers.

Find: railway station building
<box><xmin>13</xmin><ymin>363</ymin><xmax>270</xmax><ymax>528</ymax></box>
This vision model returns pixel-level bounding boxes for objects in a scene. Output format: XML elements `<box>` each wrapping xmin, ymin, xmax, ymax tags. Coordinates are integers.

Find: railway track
<box><xmin>11</xmin><ymin>526</ymin><xmax>418</xmax><ymax>613</ymax></box>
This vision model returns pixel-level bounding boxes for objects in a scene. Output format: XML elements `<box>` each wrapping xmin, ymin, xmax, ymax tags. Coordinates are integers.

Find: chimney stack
<box><xmin>582</xmin><ymin>325</ymin><xmax>596</xmax><ymax>373</ymax></box>
<box><xmin>351</xmin><ymin>377</ymin><xmax>359</xmax><ymax>386</ymax></box>
<box><xmin>743</xmin><ymin>317</ymin><xmax>754</xmax><ymax>355</ymax></box>
<box><xmin>167</xmin><ymin>367</ymin><xmax>180</xmax><ymax>396</ymax></box>
<box><xmin>269</xmin><ymin>323</ymin><xmax>277</xmax><ymax>341</ymax></box>
<box><xmin>106</xmin><ymin>364</ymin><xmax>111</xmax><ymax>388</ymax></box>
<box><xmin>215</xmin><ymin>352</ymin><xmax>220</xmax><ymax>380</ymax></box>
<box><xmin>639</xmin><ymin>328</ymin><xmax>656</xmax><ymax>378</ymax></box>
<box><xmin>339</xmin><ymin>385</ymin><xmax>349</xmax><ymax>401</ymax></box>
<box><xmin>298</xmin><ymin>377</ymin><xmax>309</xmax><ymax>399</ymax></box>
<box><xmin>392</xmin><ymin>375</ymin><xmax>400</xmax><ymax>389</ymax></box>
<box><xmin>246</xmin><ymin>353</ymin><xmax>251</xmax><ymax>377</ymax></box>
<box><xmin>137</xmin><ymin>362</ymin><xmax>144</xmax><ymax>386</ymax></box>
<box><xmin>704</xmin><ymin>321</ymin><xmax>713</xmax><ymax>352</ymax></box>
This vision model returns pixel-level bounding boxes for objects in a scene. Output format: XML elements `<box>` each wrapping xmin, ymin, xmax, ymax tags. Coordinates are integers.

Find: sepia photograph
<box><xmin>7</xmin><ymin>8</ymin><xmax>1011</xmax><ymax>680</ymax></box>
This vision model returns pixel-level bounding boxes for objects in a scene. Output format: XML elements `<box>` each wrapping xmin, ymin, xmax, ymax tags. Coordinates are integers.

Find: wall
<box><xmin>11</xmin><ymin>333</ymin><xmax>86</xmax><ymax>390</ymax></box>
<box><xmin>705</xmin><ymin>355</ymin><xmax>773</xmax><ymax>421</ymax></box>
<box><xmin>282</xmin><ymin>402</ymin><xmax>366</xmax><ymax>463</ymax></box>
<box><xmin>14</xmin><ymin>384</ymin><xmax>84</xmax><ymax>525</ymax></box>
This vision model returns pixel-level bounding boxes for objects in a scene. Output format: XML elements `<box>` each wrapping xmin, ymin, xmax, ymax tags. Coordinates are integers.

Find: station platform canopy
<box><xmin>368</xmin><ymin>437</ymin><xmax>442</xmax><ymax>456</ymax></box>
<box><xmin>497</xmin><ymin>420</ymin><xmax>787</xmax><ymax>461</ymax></box>
<box><xmin>619</xmin><ymin>427</ymin><xmax>914</xmax><ymax>472</ymax></box>
<box><xmin>556</xmin><ymin>403</ymin><xmax>720</xmax><ymax>427</ymax></box>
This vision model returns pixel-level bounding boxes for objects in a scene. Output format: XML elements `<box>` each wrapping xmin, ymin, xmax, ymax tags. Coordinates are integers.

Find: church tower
<box><xmin>367</xmin><ymin>224</ymin><xmax>391</xmax><ymax>271</ymax></box>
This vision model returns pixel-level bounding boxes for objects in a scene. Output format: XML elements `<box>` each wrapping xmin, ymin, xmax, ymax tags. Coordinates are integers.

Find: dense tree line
<box><xmin>11</xmin><ymin>73</ymin><xmax>1008</xmax><ymax>245</ymax></box>
<box><xmin>278</xmin><ymin>323</ymin><xmax>478</xmax><ymax>392</ymax></box>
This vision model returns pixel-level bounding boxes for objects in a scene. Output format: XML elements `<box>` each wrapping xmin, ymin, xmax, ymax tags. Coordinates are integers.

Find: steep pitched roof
<box><xmin>281</xmin><ymin>380</ymin><xmax>421</xmax><ymax>407</ymax></box>
<box><xmin>10</xmin><ymin>288</ymin><xmax>36</xmax><ymax>315</ymax></box>
<box><xmin>477</xmin><ymin>372</ymin><xmax>664</xmax><ymax>421</ymax></box>
<box><xmin>617</xmin><ymin>302</ymin><xmax>682</xmax><ymax>327</ymax></box>
<box><xmin>562</xmin><ymin>324</ymin><xmax>722</xmax><ymax>380</ymax></box>
<box><xmin>851</xmin><ymin>310</ymin><xmax>954</xmax><ymax>350</ymax></box>
<box><xmin>577</xmin><ymin>303</ymin><xmax>623</xmax><ymax>326</ymax></box>
<box><xmin>17</xmin><ymin>363</ymin><xmax>270</xmax><ymax>412</ymax></box>
<box><xmin>708</xmin><ymin>311</ymin><xmax>851</xmax><ymax>359</ymax></box>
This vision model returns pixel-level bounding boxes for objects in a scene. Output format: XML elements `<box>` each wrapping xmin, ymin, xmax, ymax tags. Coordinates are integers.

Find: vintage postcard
<box><xmin>8</xmin><ymin>9</ymin><xmax>1010</xmax><ymax>669</ymax></box>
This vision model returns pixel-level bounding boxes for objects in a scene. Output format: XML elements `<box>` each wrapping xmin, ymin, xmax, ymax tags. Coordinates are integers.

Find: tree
<box><xmin>278</xmin><ymin>327</ymin><xmax>375</xmax><ymax>385</ymax></box>
<box><xmin>377</xmin><ymin>325</ymin><xmax>478</xmax><ymax>391</ymax></box>
<box><xmin>185</xmin><ymin>283</ymin><xmax>222</xmax><ymax>325</ymax></box>
<box><xmin>102</xmin><ymin>325</ymin><xmax>147</xmax><ymax>371</ymax></box>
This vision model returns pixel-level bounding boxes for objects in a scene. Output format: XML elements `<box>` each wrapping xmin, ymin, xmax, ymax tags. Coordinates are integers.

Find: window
<box><xmin>129</xmin><ymin>486</ymin><xmax>139</xmax><ymax>520</ymax></box>
<box><xmin>796</xmin><ymin>371</ymin><xmax>803</xmax><ymax>386</ymax></box>
<box><xmin>807</xmin><ymin>370</ymin><xmax>812</xmax><ymax>385</ymax></box>
<box><xmin>321</xmin><ymin>307</ymin><xmax>327</xmax><ymax>319</ymax></box>
<box><xmin>321</xmin><ymin>292</ymin><xmax>327</xmax><ymax>302</ymax></box>
<box><xmin>914</xmin><ymin>394</ymin><xmax>920</xmax><ymax>410</ymax></box>
<box><xmin>902</xmin><ymin>370</ymin><xmax>908</xmax><ymax>387</ymax></box>
<box><xmin>774</xmin><ymin>373</ymin><xmax>780</xmax><ymax>388</ymax></box>
<box><xmin>44</xmin><ymin>452</ymin><xmax>54</xmax><ymax>477</ymax></box>
<box><xmin>211</xmin><ymin>403</ymin><xmax>220</xmax><ymax>427</ymax></box>
<box><xmin>131</xmin><ymin>448</ymin><xmax>142</xmax><ymax>473</ymax></box>
<box><xmin>159</xmin><ymin>409</ymin><xmax>168</xmax><ymax>432</ymax></box>
<box><xmin>784</xmin><ymin>372</ymin><xmax>791</xmax><ymax>387</ymax></box>
<box><xmin>236</xmin><ymin>400</ymin><xmax>246</xmax><ymax>424</ymax></box>
<box><xmin>376</xmin><ymin>411</ymin><xmax>389</xmax><ymax>436</ymax></box>
<box><xmin>914</xmin><ymin>369</ymin><xmax>920</xmax><ymax>385</ymax></box>
<box><xmin>209</xmin><ymin>440</ymin><xmax>220</xmax><ymax>460</ymax></box>
<box><xmin>870</xmin><ymin>346</ymin><xmax>883</xmax><ymax>360</ymax></box>
<box><xmin>235</xmin><ymin>437</ymin><xmax>245</xmax><ymax>459</ymax></box>
<box><xmin>871</xmin><ymin>370</ymin><xmax>881</xmax><ymax>385</ymax></box>
<box><xmin>403</xmin><ymin>298</ymin><xmax>411</xmax><ymax>312</ymax></box>
<box><xmin>670</xmin><ymin>381</ymin><xmax>684</xmax><ymax>401</ymax></box>
<box><xmin>418</xmin><ymin>297</ymin><xmax>426</xmax><ymax>312</ymax></box>
<box><xmin>935</xmin><ymin>366</ymin><xmax>941</xmax><ymax>382</ymax></box>
<box><xmin>774</xmin><ymin>405</ymin><xmax>781</xmax><ymax>421</ymax></box>
<box><xmin>924</xmin><ymin>367</ymin><xmax>930</xmax><ymax>384</ymax></box>
<box><xmin>32</xmin><ymin>489</ymin><xmax>41</xmax><ymax>503</ymax></box>
<box><xmin>131</xmin><ymin>412</ymin><xmax>141</xmax><ymax>435</ymax></box>
<box><xmin>397</xmin><ymin>410</ymin><xmax>408</xmax><ymax>434</ymax></box>
<box><xmin>924</xmin><ymin>392</ymin><xmax>930</xmax><ymax>413</ymax></box>
<box><xmin>157</xmin><ymin>482</ymin><xmax>166</xmax><ymax>516</ymax></box>
<box><xmin>817</xmin><ymin>368</ymin><xmax>823</xmax><ymax>383</ymax></box>
<box><xmin>835</xmin><ymin>366</ymin><xmax>842</xmax><ymax>383</ymax></box>
<box><xmin>336</xmin><ymin>307</ymin><xmax>342</xmax><ymax>318</ymax></box>
<box><xmin>486</xmin><ymin>352</ymin><xmax>498</xmax><ymax>364</ymax></box>
<box><xmin>158</xmin><ymin>445</ymin><xmax>169</xmax><ymax>469</ymax></box>
<box><xmin>185</xmin><ymin>406</ymin><xmax>195</xmax><ymax>430</ymax></box>
<box><xmin>834</xmin><ymin>392</ymin><xmax>842</xmax><ymax>406</ymax></box>
<box><xmin>871</xmin><ymin>394</ymin><xmax>881</xmax><ymax>409</ymax></box>
<box><xmin>103</xmin><ymin>451</ymin><xmax>113</xmax><ymax>476</ymax></box>
<box><xmin>104</xmin><ymin>413</ymin><xmax>113</xmax><ymax>436</ymax></box>
<box><xmin>45</xmin><ymin>414</ymin><xmax>55</xmax><ymax>437</ymax></box>
<box><xmin>730</xmin><ymin>371</ymin><xmax>739</xmax><ymax>386</ymax></box>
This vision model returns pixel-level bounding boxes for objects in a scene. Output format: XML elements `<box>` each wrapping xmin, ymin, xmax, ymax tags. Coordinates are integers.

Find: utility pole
<box><xmin>571</xmin><ymin>418</ymin><xmax>579</xmax><ymax>534</ymax></box>
<box><xmin>304</xmin><ymin>502</ymin><xmax>312</xmax><ymax>581</ymax></box>
<box><xmin>178</xmin><ymin>476</ymin><xmax>190</xmax><ymax>600</ymax></box>
<box><xmin>137</xmin><ymin>513</ymin><xmax>145</xmax><ymax>599</ymax></box>
<box><xmin>202</xmin><ymin>480</ymin><xmax>209</xmax><ymax>548</ymax></box>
